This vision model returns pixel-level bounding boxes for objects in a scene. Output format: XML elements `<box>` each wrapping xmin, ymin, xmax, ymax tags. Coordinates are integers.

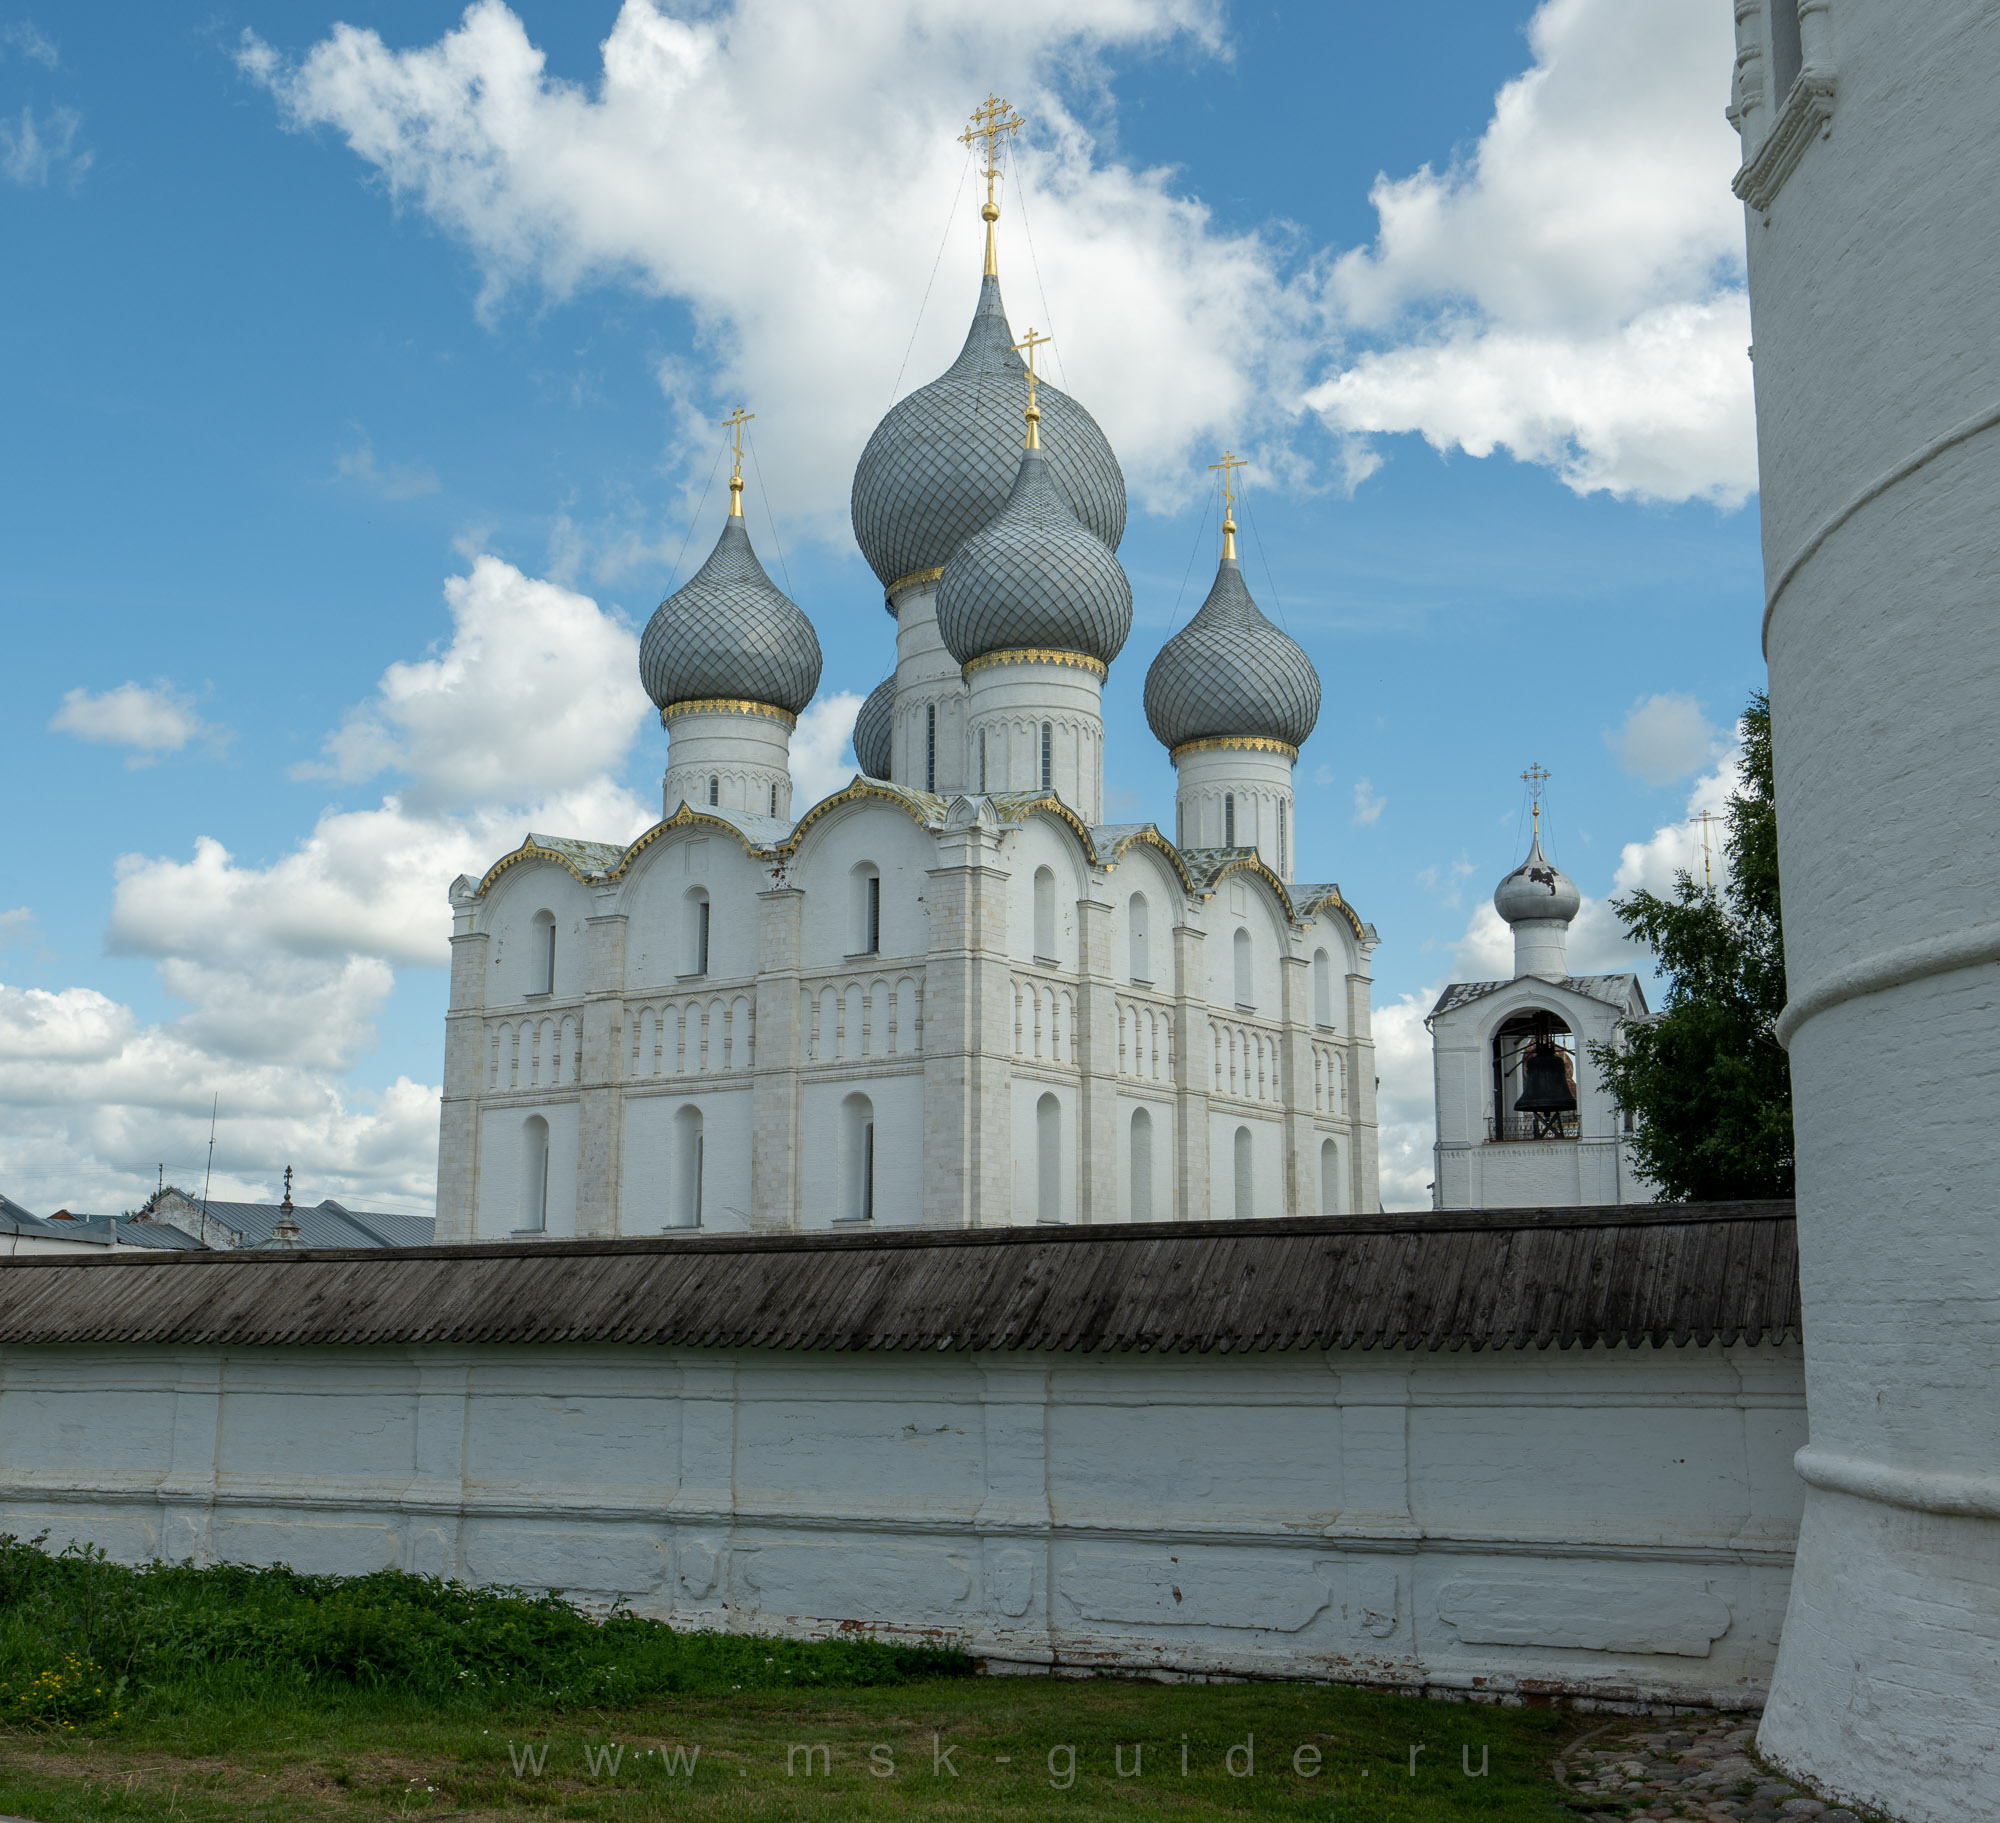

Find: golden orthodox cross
<box><xmin>1522</xmin><ymin>762</ymin><xmax>1551</xmax><ymax>836</ymax></box>
<box><xmin>721</xmin><ymin>406</ymin><xmax>754</xmax><ymax>512</ymax></box>
<box><xmin>1013</xmin><ymin>328</ymin><xmax>1052</xmax><ymax>444</ymax></box>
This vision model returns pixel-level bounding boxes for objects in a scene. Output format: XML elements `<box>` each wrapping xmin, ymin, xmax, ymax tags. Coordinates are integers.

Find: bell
<box><xmin>1514</xmin><ymin>1042</ymin><xmax>1577</xmax><ymax>1115</ymax></box>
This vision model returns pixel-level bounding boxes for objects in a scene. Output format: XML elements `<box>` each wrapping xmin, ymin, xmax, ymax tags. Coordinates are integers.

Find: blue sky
<box><xmin>1</xmin><ymin>0</ymin><xmax>1763</xmax><ymax>1212</ymax></box>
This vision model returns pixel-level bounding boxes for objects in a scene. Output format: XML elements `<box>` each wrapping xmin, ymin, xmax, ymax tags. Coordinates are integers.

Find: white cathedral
<box><xmin>433</xmin><ymin>151</ymin><xmax>1382</xmax><ymax>1242</ymax></box>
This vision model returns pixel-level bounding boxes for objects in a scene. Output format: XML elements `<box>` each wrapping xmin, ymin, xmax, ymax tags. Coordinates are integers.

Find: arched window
<box><xmin>1040</xmin><ymin>721</ymin><xmax>1053</xmax><ymax>792</ymax></box>
<box><xmin>1033</xmin><ymin>866</ymin><xmax>1056</xmax><ymax>960</ymax></box>
<box><xmin>1037</xmin><ymin>1092</ymin><xmax>1062</xmax><ymax>1223</ymax></box>
<box><xmin>1233</xmin><ymin>926</ymin><xmax>1253</xmax><ymax>1007</ymax></box>
<box><xmin>1233</xmin><ymin>1125</ymin><xmax>1253</xmax><ymax>1220</ymax></box>
<box><xmin>840</xmin><ymin>1092</ymin><xmax>876</xmax><ymax>1223</ymax></box>
<box><xmin>672</xmin><ymin>1104</ymin><xmax>703</xmax><ymax>1228</ymax></box>
<box><xmin>1313</xmin><ymin>948</ymin><xmax>1333</xmax><ymax>1028</ymax></box>
<box><xmin>686</xmin><ymin>889</ymin><xmax>711</xmax><ymax>976</ymax></box>
<box><xmin>521</xmin><ymin>1115</ymin><xmax>550</xmax><ymax>1233</ymax></box>
<box><xmin>853</xmin><ymin>863</ymin><xmax>881</xmax><ymax>955</ymax></box>
<box><xmin>769</xmin><ymin>781</ymin><xmax>779</xmax><ymax>817</ymax></box>
<box><xmin>1128</xmin><ymin>892</ymin><xmax>1151</xmax><ymax>983</ymax></box>
<box><xmin>1224</xmin><ymin>793</ymin><xmax>1236</xmax><ymax>846</ymax></box>
<box><xmin>1320</xmin><ymin>1138</ymin><xmax>1341</xmax><ymax>1217</ymax></box>
<box><xmin>708</xmin><ymin>775</ymin><xmax>719</xmax><ymax>807</ymax></box>
<box><xmin>926</xmin><ymin>702</ymin><xmax>937</xmax><ymax>793</ymax></box>
<box><xmin>979</xmin><ymin>728</ymin><xmax>988</xmax><ymax>794</ymax></box>
<box><xmin>1130</xmin><ymin>1107</ymin><xmax>1154</xmax><ymax>1223</ymax></box>
<box><xmin>531</xmin><ymin>909</ymin><xmax>556</xmax><ymax>995</ymax></box>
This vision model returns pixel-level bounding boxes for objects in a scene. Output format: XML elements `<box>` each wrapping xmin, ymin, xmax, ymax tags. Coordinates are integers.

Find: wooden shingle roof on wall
<box><xmin>0</xmin><ymin>1203</ymin><xmax>1799</xmax><ymax>1355</ymax></box>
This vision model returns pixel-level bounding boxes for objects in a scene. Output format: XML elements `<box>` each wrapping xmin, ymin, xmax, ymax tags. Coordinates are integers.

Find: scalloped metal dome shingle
<box><xmin>851</xmin><ymin>274</ymin><xmax>1127</xmax><ymax>589</ymax></box>
<box><xmin>853</xmin><ymin>676</ymin><xmax>894</xmax><ymax>779</ymax></box>
<box><xmin>935</xmin><ymin>447</ymin><xmax>1133</xmax><ymax>667</ymax></box>
<box><xmin>1143</xmin><ymin>555</ymin><xmax>1321</xmax><ymax>751</ymax></box>
<box><xmin>640</xmin><ymin>516</ymin><xmax>824</xmax><ymax>716</ymax></box>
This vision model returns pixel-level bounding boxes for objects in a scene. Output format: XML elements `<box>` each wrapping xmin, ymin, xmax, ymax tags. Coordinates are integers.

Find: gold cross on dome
<box><xmin>1208</xmin><ymin>449</ymin><xmax>1248</xmax><ymax>514</ymax></box>
<box><xmin>721</xmin><ymin>406</ymin><xmax>754</xmax><ymax>514</ymax></box>
<box><xmin>1013</xmin><ymin>328</ymin><xmax>1052</xmax><ymax>447</ymax></box>
<box><xmin>960</xmin><ymin>93</ymin><xmax>1024</xmax><ymax>191</ymax></box>
<box><xmin>962</xmin><ymin>94</ymin><xmax>1025</xmax><ymax>274</ymax></box>
<box><xmin>1209</xmin><ymin>449</ymin><xmax>1248</xmax><ymax>557</ymax></box>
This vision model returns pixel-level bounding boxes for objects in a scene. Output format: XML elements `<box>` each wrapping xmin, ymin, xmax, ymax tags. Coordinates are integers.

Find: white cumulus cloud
<box><xmin>1609</xmin><ymin>691</ymin><xmax>1720</xmax><ymax>785</ymax></box>
<box><xmin>10</xmin><ymin>555</ymin><xmax>662</xmax><ymax>1218</ymax></box>
<box><xmin>50</xmin><ymin>682</ymin><xmax>220</xmax><ymax>766</ymax></box>
<box><xmin>1352</xmin><ymin>778</ymin><xmax>1385</xmax><ymax>825</ymax></box>
<box><xmin>1305</xmin><ymin>0</ymin><xmax>1753</xmax><ymax>504</ymax></box>
<box><xmin>789</xmin><ymin>690</ymin><xmax>863</xmax><ymax>812</ymax></box>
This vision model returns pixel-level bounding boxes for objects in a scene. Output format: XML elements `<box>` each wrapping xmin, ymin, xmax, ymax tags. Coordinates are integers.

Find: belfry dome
<box><xmin>851</xmin><ymin>275</ymin><xmax>1126</xmax><ymax>592</ymax></box>
<box><xmin>1493</xmin><ymin>833</ymin><xmax>1581</xmax><ymax>925</ymax></box>
<box><xmin>852</xmin><ymin>676</ymin><xmax>895</xmax><ymax>779</ymax></box>
<box><xmin>640</xmin><ymin>515</ymin><xmax>823</xmax><ymax>716</ymax></box>
<box><xmin>1144</xmin><ymin>554</ymin><xmax>1320</xmax><ymax>752</ymax></box>
<box><xmin>935</xmin><ymin>447</ymin><xmax>1132</xmax><ymax>668</ymax></box>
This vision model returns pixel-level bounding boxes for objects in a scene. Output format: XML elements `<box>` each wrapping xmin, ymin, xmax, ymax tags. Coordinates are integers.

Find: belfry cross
<box><xmin>1522</xmin><ymin>762</ymin><xmax>1551</xmax><ymax>836</ymax></box>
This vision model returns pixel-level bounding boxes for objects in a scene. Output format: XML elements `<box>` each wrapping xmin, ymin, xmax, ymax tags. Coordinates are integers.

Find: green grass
<box><xmin>0</xmin><ymin>1535</ymin><xmax>1590</xmax><ymax>1820</ymax></box>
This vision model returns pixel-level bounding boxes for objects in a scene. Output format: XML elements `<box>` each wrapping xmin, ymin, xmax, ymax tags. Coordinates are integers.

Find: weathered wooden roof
<box><xmin>0</xmin><ymin>1203</ymin><xmax>1799</xmax><ymax>1355</ymax></box>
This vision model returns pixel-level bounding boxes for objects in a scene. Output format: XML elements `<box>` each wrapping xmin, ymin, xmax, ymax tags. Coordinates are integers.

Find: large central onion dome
<box><xmin>640</xmin><ymin>510</ymin><xmax>822</xmax><ymax>715</ymax></box>
<box><xmin>935</xmin><ymin>445</ymin><xmax>1133</xmax><ymax>667</ymax></box>
<box><xmin>1494</xmin><ymin>831</ymin><xmax>1582</xmax><ymax>925</ymax></box>
<box><xmin>1144</xmin><ymin>546</ymin><xmax>1320</xmax><ymax>751</ymax></box>
<box><xmin>852</xmin><ymin>675</ymin><xmax>894</xmax><ymax>779</ymax></box>
<box><xmin>851</xmin><ymin>275</ymin><xmax>1127</xmax><ymax>592</ymax></box>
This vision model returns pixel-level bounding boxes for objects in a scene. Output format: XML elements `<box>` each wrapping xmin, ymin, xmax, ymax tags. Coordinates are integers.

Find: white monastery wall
<box><xmin>0</xmin><ymin>1337</ymin><xmax>1805</xmax><ymax>1701</ymax></box>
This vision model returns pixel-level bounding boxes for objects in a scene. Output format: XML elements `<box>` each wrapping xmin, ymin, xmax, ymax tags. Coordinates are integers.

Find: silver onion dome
<box><xmin>852</xmin><ymin>676</ymin><xmax>894</xmax><ymax>779</ymax></box>
<box><xmin>935</xmin><ymin>446</ymin><xmax>1133</xmax><ymax>667</ymax></box>
<box><xmin>640</xmin><ymin>514</ymin><xmax>823</xmax><ymax>716</ymax></box>
<box><xmin>851</xmin><ymin>274</ymin><xmax>1127</xmax><ymax>592</ymax></box>
<box><xmin>1494</xmin><ymin>832</ymin><xmax>1582</xmax><ymax>924</ymax></box>
<box><xmin>1143</xmin><ymin>553</ymin><xmax>1320</xmax><ymax>751</ymax></box>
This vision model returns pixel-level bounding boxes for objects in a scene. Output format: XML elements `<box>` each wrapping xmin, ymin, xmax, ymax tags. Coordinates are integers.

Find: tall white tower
<box><xmin>1731</xmin><ymin>4</ymin><xmax>2000</xmax><ymax>1817</ymax></box>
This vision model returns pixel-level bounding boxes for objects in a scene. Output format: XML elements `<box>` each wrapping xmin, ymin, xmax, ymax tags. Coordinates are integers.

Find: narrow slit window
<box><xmin>1040</xmin><ymin>721</ymin><xmax>1052</xmax><ymax>792</ymax></box>
<box><xmin>770</xmin><ymin>781</ymin><xmax>779</xmax><ymax>816</ymax></box>
<box><xmin>860</xmin><ymin>1120</ymin><xmax>875</xmax><ymax>1220</ymax></box>
<box><xmin>1277</xmin><ymin>803</ymin><xmax>1287</xmax><ymax>877</ymax></box>
<box><xmin>708</xmin><ymin>775</ymin><xmax>719</xmax><ymax>807</ymax></box>
<box><xmin>866</xmin><ymin>874</ymin><xmax>881</xmax><ymax>954</ymax></box>
<box><xmin>979</xmin><ymin>728</ymin><xmax>988</xmax><ymax>793</ymax></box>
<box><xmin>1225</xmin><ymin>793</ymin><xmax>1236</xmax><ymax>847</ymax></box>
<box><xmin>696</xmin><ymin>898</ymin><xmax>710</xmax><ymax>974</ymax></box>
<box><xmin>925</xmin><ymin>702</ymin><xmax>937</xmax><ymax>792</ymax></box>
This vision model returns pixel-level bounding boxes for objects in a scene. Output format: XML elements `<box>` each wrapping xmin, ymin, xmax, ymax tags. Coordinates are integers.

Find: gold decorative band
<box><xmin>1169</xmin><ymin>735</ymin><xmax>1299</xmax><ymax>764</ymax></box>
<box><xmin>885</xmin><ymin>565</ymin><xmax>946</xmax><ymax>604</ymax></box>
<box><xmin>661</xmin><ymin>698</ymin><xmax>797</xmax><ymax>731</ymax></box>
<box><xmin>961</xmin><ymin>647</ymin><xmax>1109</xmax><ymax>682</ymax></box>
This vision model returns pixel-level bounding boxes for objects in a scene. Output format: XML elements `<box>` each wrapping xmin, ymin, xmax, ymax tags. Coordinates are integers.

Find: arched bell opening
<box><xmin>1490</xmin><ymin>1008</ymin><xmax>1579</xmax><ymax>1141</ymax></box>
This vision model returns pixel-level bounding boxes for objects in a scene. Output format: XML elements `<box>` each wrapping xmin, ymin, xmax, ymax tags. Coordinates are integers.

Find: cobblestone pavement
<box><xmin>1553</xmin><ymin>1716</ymin><xmax>1886</xmax><ymax>1823</ymax></box>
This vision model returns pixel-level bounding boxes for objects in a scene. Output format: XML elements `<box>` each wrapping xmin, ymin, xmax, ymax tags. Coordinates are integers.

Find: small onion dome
<box><xmin>1494</xmin><ymin>832</ymin><xmax>1581</xmax><ymax>924</ymax></box>
<box><xmin>935</xmin><ymin>447</ymin><xmax>1133</xmax><ymax>668</ymax></box>
<box><xmin>640</xmin><ymin>515</ymin><xmax>822</xmax><ymax>715</ymax></box>
<box><xmin>1143</xmin><ymin>553</ymin><xmax>1320</xmax><ymax>752</ymax></box>
<box><xmin>851</xmin><ymin>274</ymin><xmax>1126</xmax><ymax>592</ymax></box>
<box><xmin>852</xmin><ymin>676</ymin><xmax>894</xmax><ymax>780</ymax></box>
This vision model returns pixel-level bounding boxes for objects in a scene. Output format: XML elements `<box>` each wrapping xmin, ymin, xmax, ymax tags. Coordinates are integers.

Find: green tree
<box><xmin>1589</xmin><ymin>692</ymin><xmax>1793</xmax><ymax>1200</ymax></box>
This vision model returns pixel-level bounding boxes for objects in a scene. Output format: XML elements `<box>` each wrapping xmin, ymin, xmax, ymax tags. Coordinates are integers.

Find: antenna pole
<box><xmin>200</xmin><ymin>1095</ymin><xmax>218</xmax><ymax>1246</ymax></box>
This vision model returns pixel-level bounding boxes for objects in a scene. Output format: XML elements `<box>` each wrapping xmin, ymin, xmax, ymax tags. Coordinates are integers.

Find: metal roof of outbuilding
<box><xmin>0</xmin><ymin>1202</ymin><xmax>1798</xmax><ymax>1355</ymax></box>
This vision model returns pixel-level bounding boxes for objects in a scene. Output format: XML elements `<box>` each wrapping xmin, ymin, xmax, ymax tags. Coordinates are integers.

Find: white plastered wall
<box><xmin>0</xmin><ymin>1337</ymin><xmax>1805</xmax><ymax>1701</ymax></box>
